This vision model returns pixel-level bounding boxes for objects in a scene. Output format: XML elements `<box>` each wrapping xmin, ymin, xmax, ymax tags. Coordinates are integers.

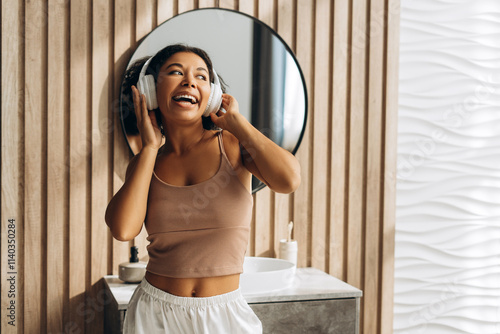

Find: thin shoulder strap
<box><xmin>217</xmin><ymin>130</ymin><xmax>243</xmax><ymax>176</ymax></box>
<box><xmin>217</xmin><ymin>130</ymin><xmax>229</xmax><ymax>160</ymax></box>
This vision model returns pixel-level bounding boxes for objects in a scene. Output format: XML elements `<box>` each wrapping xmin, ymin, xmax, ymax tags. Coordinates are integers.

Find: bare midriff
<box><xmin>145</xmin><ymin>271</ymin><xmax>240</xmax><ymax>297</ymax></box>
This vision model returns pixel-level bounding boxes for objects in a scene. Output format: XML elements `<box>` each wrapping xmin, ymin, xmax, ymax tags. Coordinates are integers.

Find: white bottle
<box><xmin>279</xmin><ymin>221</ymin><xmax>298</xmax><ymax>266</ymax></box>
<box><xmin>279</xmin><ymin>239</ymin><xmax>298</xmax><ymax>266</ymax></box>
<box><xmin>119</xmin><ymin>246</ymin><xmax>147</xmax><ymax>283</ymax></box>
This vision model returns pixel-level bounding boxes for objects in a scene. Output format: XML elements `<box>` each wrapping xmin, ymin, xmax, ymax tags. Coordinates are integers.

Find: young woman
<box><xmin>106</xmin><ymin>44</ymin><xmax>301</xmax><ymax>333</ymax></box>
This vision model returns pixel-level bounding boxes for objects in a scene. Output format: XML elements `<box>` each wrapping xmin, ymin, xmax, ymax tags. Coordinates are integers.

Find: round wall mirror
<box><xmin>120</xmin><ymin>8</ymin><xmax>308</xmax><ymax>193</ymax></box>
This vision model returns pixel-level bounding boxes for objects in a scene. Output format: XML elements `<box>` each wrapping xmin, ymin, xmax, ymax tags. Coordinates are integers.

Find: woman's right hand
<box><xmin>132</xmin><ymin>85</ymin><xmax>162</xmax><ymax>150</ymax></box>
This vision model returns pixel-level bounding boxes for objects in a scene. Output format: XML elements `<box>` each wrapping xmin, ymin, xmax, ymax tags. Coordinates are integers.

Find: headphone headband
<box><xmin>139</xmin><ymin>57</ymin><xmax>152</xmax><ymax>78</ymax></box>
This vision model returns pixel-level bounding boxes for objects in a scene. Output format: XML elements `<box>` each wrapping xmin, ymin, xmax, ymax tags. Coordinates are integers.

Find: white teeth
<box><xmin>173</xmin><ymin>95</ymin><xmax>197</xmax><ymax>103</ymax></box>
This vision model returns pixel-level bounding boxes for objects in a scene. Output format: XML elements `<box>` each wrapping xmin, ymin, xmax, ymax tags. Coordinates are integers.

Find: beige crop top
<box><xmin>144</xmin><ymin>131</ymin><xmax>253</xmax><ymax>278</ymax></box>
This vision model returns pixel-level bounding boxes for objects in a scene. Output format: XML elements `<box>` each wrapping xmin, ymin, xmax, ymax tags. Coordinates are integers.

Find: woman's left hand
<box><xmin>209</xmin><ymin>94</ymin><xmax>242</xmax><ymax>133</ymax></box>
<box><xmin>209</xmin><ymin>93</ymin><xmax>301</xmax><ymax>194</ymax></box>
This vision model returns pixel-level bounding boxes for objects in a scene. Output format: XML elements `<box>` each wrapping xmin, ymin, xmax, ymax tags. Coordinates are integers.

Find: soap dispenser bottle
<box><xmin>119</xmin><ymin>246</ymin><xmax>146</xmax><ymax>283</ymax></box>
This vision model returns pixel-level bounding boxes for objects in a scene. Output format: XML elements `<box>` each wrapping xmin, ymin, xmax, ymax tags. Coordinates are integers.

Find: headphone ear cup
<box><xmin>203</xmin><ymin>83</ymin><xmax>216</xmax><ymax>117</ymax></box>
<box><xmin>137</xmin><ymin>74</ymin><xmax>158</xmax><ymax>110</ymax></box>
<box><xmin>203</xmin><ymin>81</ymin><xmax>223</xmax><ymax>117</ymax></box>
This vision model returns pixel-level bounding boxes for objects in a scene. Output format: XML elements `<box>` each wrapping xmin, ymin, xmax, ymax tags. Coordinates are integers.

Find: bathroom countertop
<box><xmin>243</xmin><ymin>267</ymin><xmax>362</xmax><ymax>303</ymax></box>
<box><xmin>104</xmin><ymin>267</ymin><xmax>362</xmax><ymax>309</ymax></box>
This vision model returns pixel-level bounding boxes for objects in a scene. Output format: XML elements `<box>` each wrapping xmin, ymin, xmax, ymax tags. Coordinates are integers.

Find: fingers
<box><xmin>211</xmin><ymin>95</ymin><xmax>236</xmax><ymax>123</ymax></box>
<box><xmin>221</xmin><ymin>94</ymin><xmax>230</xmax><ymax>107</ymax></box>
<box><xmin>219</xmin><ymin>96</ymin><xmax>228</xmax><ymax>113</ymax></box>
<box><xmin>221</xmin><ymin>94</ymin><xmax>238</xmax><ymax>112</ymax></box>
<box><xmin>140</xmin><ymin>90</ymin><xmax>148</xmax><ymax>120</ymax></box>
<box><xmin>210</xmin><ymin>112</ymin><xmax>220</xmax><ymax>124</ymax></box>
<box><xmin>131</xmin><ymin>85</ymin><xmax>142</xmax><ymax>123</ymax></box>
<box><xmin>132</xmin><ymin>85</ymin><xmax>150</xmax><ymax>126</ymax></box>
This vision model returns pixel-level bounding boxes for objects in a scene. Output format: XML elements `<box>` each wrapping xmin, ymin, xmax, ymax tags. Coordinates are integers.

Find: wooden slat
<box><xmin>238</xmin><ymin>0</ymin><xmax>255</xmax><ymax>15</ymax></box>
<box><xmin>23</xmin><ymin>0</ymin><xmax>45</xmax><ymax>332</ymax></box>
<box><xmin>46</xmin><ymin>1</ymin><xmax>68</xmax><ymax>332</ymax></box>
<box><xmin>347</xmin><ymin>0</ymin><xmax>368</xmax><ymax>290</ymax></box>
<box><xmin>158</xmin><ymin>0</ymin><xmax>176</xmax><ymax>24</ymax></box>
<box><xmin>113</xmin><ymin>0</ymin><xmax>134</xmax><ymax>275</ymax></box>
<box><xmin>380</xmin><ymin>1</ymin><xmax>400</xmax><ymax>333</ymax></box>
<box><xmin>199</xmin><ymin>0</ymin><xmax>217</xmax><ymax>8</ymax></box>
<box><xmin>277</xmin><ymin>0</ymin><xmax>293</xmax><ymax>46</ymax></box>
<box><xmin>330</xmin><ymin>0</ymin><xmax>349</xmax><ymax>281</ymax></box>
<box><xmin>136</xmin><ymin>0</ymin><xmax>155</xmax><ymax>42</ymax></box>
<box><xmin>220</xmin><ymin>0</ymin><xmax>236</xmax><ymax>9</ymax></box>
<box><xmin>69</xmin><ymin>0</ymin><xmax>90</xmax><ymax>331</ymax></box>
<box><xmin>293</xmin><ymin>0</ymin><xmax>313</xmax><ymax>268</ymax></box>
<box><xmin>310</xmin><ymin>0</ymin><xmax>331</xmax><ymax>272</ymax></box>
<box><xmin>254</xmin><ymin>189</ymin><xmax>273</xmax><ymax>257</ymax></box>
<box><xmin>273</xmin><ymin>193</ymin><xmax>290</xmax><ymax>255</ymax></box>
<box><xmin>257</xmin><ymin>0</ymin><xmax>275</xmax><ymax>28</ymax></box>
<box><xmin>363</xmin><ymin>0</ymin><xmax>386</xmax><ymax>332</ymax></box>
<box><xmin>178</xmin><ymin>0</ymin><xmax>195</xmax><ymax>14</ymax></box>
<box><xmin>1</xmin><ymin>1</ymin><xmax>23</xmax><ymax>333</ymax></box>
<box><xmin>90</xmin><ymin>0</ymin><xmax>112</xmax><ymax>332</ymax></box>
<box><xmin>91</xmin><ymin>0</ymin><xmax>111</xmax><ymax>285</ymax></box>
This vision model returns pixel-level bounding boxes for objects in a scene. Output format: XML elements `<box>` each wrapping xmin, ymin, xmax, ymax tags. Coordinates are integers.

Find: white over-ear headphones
<box><xmin>137</xmin><ymin>57</ymin><xmax>158</xmax><ymax>110</ymax></box>
<box><xmin>137</xmin><ymin>56</ymin><xmax>223</xmax><ymax>117</ymax></box>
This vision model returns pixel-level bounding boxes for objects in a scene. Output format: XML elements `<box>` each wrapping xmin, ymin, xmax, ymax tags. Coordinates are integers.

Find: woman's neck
<box><xmin>163</xmin><ymin>124</ymin><xmax>208</xmax><ymax>155</ymax></box>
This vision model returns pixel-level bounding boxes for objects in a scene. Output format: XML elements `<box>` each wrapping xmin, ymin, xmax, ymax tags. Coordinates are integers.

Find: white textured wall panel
<box><xmin>395</xmin><ymin>0</ymin><xmax>500</xmax><ymax>333</ymax></box>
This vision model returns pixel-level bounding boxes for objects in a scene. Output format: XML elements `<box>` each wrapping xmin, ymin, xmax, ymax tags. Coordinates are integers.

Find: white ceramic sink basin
<box><xmin>240</xmin><ymin>257</ymin><xmax>296</xmax><ymax>295</ymax></box>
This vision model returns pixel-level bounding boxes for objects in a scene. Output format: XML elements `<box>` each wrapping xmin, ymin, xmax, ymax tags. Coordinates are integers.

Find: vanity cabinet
<box><xmin>103</xmin><ymin>268</ymin><xmax>362</xmax><ymax>333</ymax></box>
<box><xmin>250</xmin><ymin>298</ymin><xmax>358</xmax><ymax>333</ymax></box>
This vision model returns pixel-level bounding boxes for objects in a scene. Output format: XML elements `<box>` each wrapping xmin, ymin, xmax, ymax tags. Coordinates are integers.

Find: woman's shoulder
<box><xmin>219</xmin><ymin>130</ymin><xmax>243</xmax><ymax>166</ymax></box>
<box><xmin>219</xmin><ymin>129</ymin><xmax>239</xmax><ymax>149</ymax></box>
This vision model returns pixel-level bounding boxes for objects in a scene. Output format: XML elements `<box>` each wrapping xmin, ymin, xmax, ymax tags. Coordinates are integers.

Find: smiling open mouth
<box><xmin>173</xmin><ymin>95</ymin><xmax>198</xmax><ymax>104</ymax></box>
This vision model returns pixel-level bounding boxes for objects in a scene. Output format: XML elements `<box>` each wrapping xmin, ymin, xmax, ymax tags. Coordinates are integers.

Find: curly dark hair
<box><xmin>121</xmin><ymin>44</ymin><xmax>227</xmax><ymax>135</ymax></box>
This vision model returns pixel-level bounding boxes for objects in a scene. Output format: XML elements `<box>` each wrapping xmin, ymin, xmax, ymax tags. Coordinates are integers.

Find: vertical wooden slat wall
<box><xmin>0</xmin><ymin>0</ymin><xmax>399</xmax><ymax>333</ymax></box>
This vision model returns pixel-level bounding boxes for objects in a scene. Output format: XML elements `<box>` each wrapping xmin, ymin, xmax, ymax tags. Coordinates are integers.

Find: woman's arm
<box><xmin>105</xmin><ymin>147</ymin><xmax>158</xmax><ymax>241</ymax></box>
<box><xmin>211</xmin><ymin>94</ymin><xmax>301</xmax><ymax>194</ymax></box>
<box><xmin>105</xmin><ymin>87</ymin><xmax>162</xmax><ymax>241</ymax></box>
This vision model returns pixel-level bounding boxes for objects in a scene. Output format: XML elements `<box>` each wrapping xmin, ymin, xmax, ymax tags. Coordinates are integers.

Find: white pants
<box><xmin>123</xmin><ymin>278</ymin><xmax>262</xmax><ymax>334</ymax></box>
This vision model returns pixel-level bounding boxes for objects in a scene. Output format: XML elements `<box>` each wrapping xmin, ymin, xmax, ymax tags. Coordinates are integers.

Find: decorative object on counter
<box><xmin>279</xmin><ymin>221</ymin><xmax>297</xmax><ymax>265</ymax></box>
<box><xmin>118</xmin><ymin>246</ymin><xmax>146</xmax><ymax>283</ymax></box>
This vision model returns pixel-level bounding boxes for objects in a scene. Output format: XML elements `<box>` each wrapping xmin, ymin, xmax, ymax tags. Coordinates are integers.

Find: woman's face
<box><xmin>155</xmin><ymin>52</ymin><xmax>212</xmax><ymax>125</ymax></box>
